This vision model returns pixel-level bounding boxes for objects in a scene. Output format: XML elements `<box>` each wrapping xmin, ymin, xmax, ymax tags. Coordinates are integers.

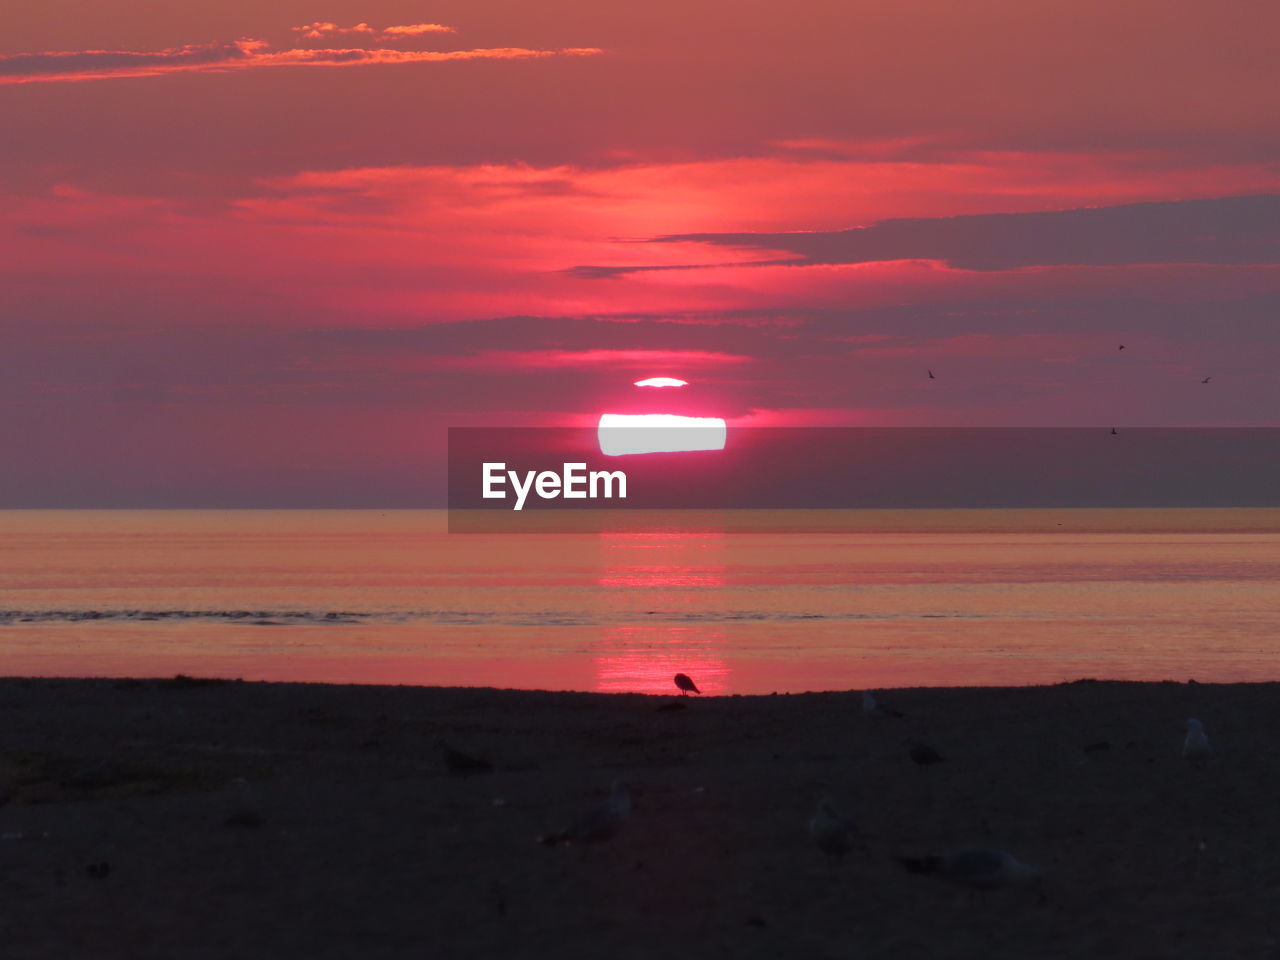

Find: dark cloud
<box><xmin>0</xmin><ymin>41</ymin><xmax>257</xmax><ymax>79</ymax></box>
<box><xmin>574</xmin><ymin>194</ymin><xmax>1280</xmax><ymax>276</ymax></box>
<box><xmin>657</xmin><ymin>194</ymin><xmax>1280</xmax><ymax>270</ymax></box>
<box><xmin>561</xmin><ymin>261</ymin><xmax>783</xmax><ymax>280</ymax></box>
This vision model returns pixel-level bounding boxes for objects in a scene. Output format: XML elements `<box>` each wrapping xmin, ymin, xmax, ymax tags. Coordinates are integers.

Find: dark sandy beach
<box><xmin>1</xmin><ymin>677</ymin><xmax>1276</xmax><ymax>958</ymax></box>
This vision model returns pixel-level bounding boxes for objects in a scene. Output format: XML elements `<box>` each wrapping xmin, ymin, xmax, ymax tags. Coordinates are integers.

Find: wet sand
<box><xmin>0</xmin><ymin>676</ymin><xmax>1275</xmax><ymax>958</ymax></box>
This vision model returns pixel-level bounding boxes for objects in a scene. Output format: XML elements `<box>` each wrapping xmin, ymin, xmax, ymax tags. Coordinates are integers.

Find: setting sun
<box><xmin>597</xmin><ymin>413</ymin><xmax>728</xmax><ymax>455</ymax></box>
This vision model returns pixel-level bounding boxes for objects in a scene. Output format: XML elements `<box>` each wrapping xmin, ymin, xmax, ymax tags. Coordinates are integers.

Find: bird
<box><xmin>1118</xmin><ymin>344</ymin><xmax>1126</xmax><ymax>350</ymax></box>
<box><xmin>1183</xmin><ymin>718</ymin><xmax>1211</xmax><ymax>762</ymax></box>
<box><xmin>809</xmin><ymin>796</ymin><xmax>857</xmax><ymax>857</ymax></box>
<box><xmin>927</xmin><ymin>369</ymin><xmax>936</xmax><ymax>380</ymax></box>
<box><xmin>539</xmin><ymin>778</ymin><xmax>632</xmax><ymax>846</ymax></box>
<box><xmin>1201</xmin><ymin>376</ymin><xmax>1212</xmax><ymax>384</ymax></box>
<box><xmin>440</xmin><ymin>741</ymin><xmax>493</xmax><ymax>776</ymax></box>
<box><xmin>908</xmin><ymin>740</ymin><xmax>946</xmax><ymax>766</ymax></box>
<box><xmin>900</xmin><ymin>847</ymin><xmax>1041</xmax><ymax>891</ymax></box>
<box><xmin>673</xmin><ymin>673</ymin><xmax>700</xmax><ymax>696</ymax></box>
<box><xmin>61</xmin><ymin>759</ymin><xmax>120</xmax><ymax>790</ymax></box>
<box><xmin>862</xmin><ymin>690</ymin><xmax>905</xmax><ymax>718</ymax></box>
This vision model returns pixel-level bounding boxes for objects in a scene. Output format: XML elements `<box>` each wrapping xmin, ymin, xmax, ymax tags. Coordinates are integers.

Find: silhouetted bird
<box><xmin>927</xmin><ymin>369</ymin><xmax>936</xmax><ymax>380</ymax></box>
<box><xmin>900</xmin><ymin>847</ymin><xmax>1041</xmax><ymax>891</ymax></box>
<box><xmin>539</xmin><ymin>778</ymin><xmax>632</xmax><ymax>846</ymax></box>
<box><xmin>1201</xmin><ymin>376</ymin><xmax>1212</xmax><ymax>384</ymax></box>
<box><xmin>61</xmin><ymin>760</ymin><xmax>120</xmax><ymax>790</ymax></box>
<box><xmin>440</xmin><ymin>741</ymin><xmax>493</xmax><ymax>776</ymax></box>
<box><xmin>1118</xmin><ymin>344</ymin><xmax>1126</xmax><ymax>350</ymax></box>
<box><xmin>809</xmin><ymin>796</ymin><xmax>857</xmax><ymax>857</ymax></box>
<box><xmin>909</xmin><ymin>740</ymin><xmax>946</xmax><ymax>766</ymax></box>
<box><xmin>674</xmin><ymin>673</ymin><xmax>700</xmax><ymax>696</ymax></box>
<box><xmin>224</xmin><ymin>809</ymin><xmax>266</xmax><ymax>828</ymax></box>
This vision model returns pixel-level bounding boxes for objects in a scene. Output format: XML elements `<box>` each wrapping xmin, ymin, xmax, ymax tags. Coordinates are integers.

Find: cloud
<box><xmin>292</xmin><ymin>22</ymin><xmax>456</xmax><ymax>40</ymax></box>
<box><xmin>0</xmin><ymin>37</ymin><xmax>602</xmax><ymax>85</ymax></box>
<box><xmin>635</xmin><ymin>194</ymin><xmax>1280</xmax><ymax>272</ymax></box>
<box><xmin>0</xmin><ymin>40</ymin><xmax>267</xmax><ymax>81</ymax></box>
<box><xmin>379</xmin><ymin>24</ymin><xmax>457</xmax><ymax>38</ymax></box>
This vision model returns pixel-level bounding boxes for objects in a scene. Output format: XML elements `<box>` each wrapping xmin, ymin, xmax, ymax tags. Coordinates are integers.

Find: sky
<box><xmin>3</xmin><ymin>0</ymin><xmax>1279</xmax><ymax>506</ymax></box>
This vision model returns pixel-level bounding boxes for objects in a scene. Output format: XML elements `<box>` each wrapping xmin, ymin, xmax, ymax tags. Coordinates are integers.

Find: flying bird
<box><xmin>908</xmin><ymin>740</ymin><xmax>946</xmax><ymax>766</ymax></box>
<box><xmin>927</xmin><ymin>369</ymin><xmax>936</xmax><ymax>380</ymax></box>
<box><xmin>809</xmin><ymin>796</ymin><xmax>857</xmax><ymax>857</ymax></box>
<box><xmin>1201</xmin><ymin>376</ymin><xmax>1212</xmax><ymax>384</ymax></box>
<box><xmin>673</xmin><ymin>673</ymin><xmax>700</xmax><ymax>696</ymax></box>
<box><xmin>900</xmin><ymin>847</ymin><xmax>1041</xmax><ymax>891</ymax></box>
<box><xmin>539</xmin><ymin>778</ymin><xmax>632</xmax><ymax>846</ymax></box>
<box><xmin>862</xmin><ymin>690</ymin><xmax>905</xmax><ymax>718</ymax></box>
<box><xmin>1118</xmin><ymin>344</ymin><xmax>1126</xmax><ymax>350</ymax></box>
<box><xmin>1183</xmin><ymin>718</ymin><xmax>1211</xmax><ymax>762</ymax></box>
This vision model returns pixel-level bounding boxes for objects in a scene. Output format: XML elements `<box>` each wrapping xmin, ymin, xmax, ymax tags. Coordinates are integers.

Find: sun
<box><xmin>598</xmin><ymin>377</ymin><xmax>726</xmax><ymax>455</ymax></box>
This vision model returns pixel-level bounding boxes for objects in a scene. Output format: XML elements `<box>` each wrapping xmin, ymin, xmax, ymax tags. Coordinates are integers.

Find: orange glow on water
<box><xmin>592</xmin><ymin>532</ymin><xmax>730</xmax><ymax>695</ymax></box>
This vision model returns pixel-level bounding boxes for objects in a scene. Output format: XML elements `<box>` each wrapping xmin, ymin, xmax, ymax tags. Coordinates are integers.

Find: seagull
<box><xmin>673</xmin><ymin>673</ymin><xmax>700</xmax><ymax>696</ymax></box>
<box><xmin>862</xmin><ymin>690</ymin><xmax>905</xmax><ymax>719</ymax></box>
<box><xmin>540</xmin><ymin>778</ymin><xmax>632</xmax><ymax>846</ymax></box>
<box><xmin>1183</xmin><ymin>718</ymin><xmax>1211</xmax><ymax>762</ymax></box>
<box><xmin>908</xmin><ymin>740</ymin><xmax>946</xmax><ymax>766</ymax></box>
<box><xmin>61</xmin><ymin>759</ymin><xmax>120</xmax><ymax>790</ymax></box>
<box><xmin>927</xmin><ymin>369</ymin><xmax>936</xmax><ymax>380</ymax></box>
<box><xmin>440</xmin><ymin>741</ymin><xmax>492</xmax><ymax>776</ymax></box>
<box><xmin>1201</xmin><ymin>376</ymin><xmax>1211</xmax><ymax>384</ymax></box>
<box><xmin>809</xmin><ymin>796</ymin><xmax>857</xmax><ymax>857</ymax></box>
<box><xmin>900</xmin><ymin>847</ymin><xmax>1041</xmax><ymax>890</ymax></box>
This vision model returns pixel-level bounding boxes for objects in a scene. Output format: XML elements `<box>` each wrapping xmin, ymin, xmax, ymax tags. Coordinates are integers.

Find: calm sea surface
<box><xmin>2</xmin><ymin>509</ymin><xmax>1279</xmax><ymax>694</ymax></box>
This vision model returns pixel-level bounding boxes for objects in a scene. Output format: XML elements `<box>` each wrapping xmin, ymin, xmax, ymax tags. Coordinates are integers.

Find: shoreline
<box><xmin>2</xmin><ymin>676</ymin><xmax>1275</xmax><ymax>957</ymax></box>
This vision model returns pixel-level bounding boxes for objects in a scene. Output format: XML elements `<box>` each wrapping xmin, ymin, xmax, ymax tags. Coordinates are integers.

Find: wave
<box><xmin>0</xmin><ymin>609</ymin><xmax>372</xmax><ymax>624</ymax></box>
<box><xmin>0</xmin><ymin>607</ymin><xmax>989</xmax><ymax>626</ymax></box>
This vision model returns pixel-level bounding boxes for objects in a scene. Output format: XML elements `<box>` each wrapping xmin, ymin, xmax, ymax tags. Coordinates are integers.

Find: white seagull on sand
<box><xmin>1183</xmin><ymin>718</ymin><xmax>1212</xmax><ymax>761</ymax></box>
<box><xmin>540</xmin><ymin>778</ymin><xmax>632</xmax><ymax>846</ymax></box>
<box><xmin>862</xmin><ymin>690</ymin><xmax>905</xmax><ymax>718</ymax></box>
<box><xmin>809</xmin><ymin>796</ymin><xmax>857</xmax><ymax>857</ymax></box>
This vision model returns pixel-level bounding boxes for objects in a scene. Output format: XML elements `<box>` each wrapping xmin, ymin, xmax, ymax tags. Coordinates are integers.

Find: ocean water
<box><xmin>2</xmin><ymin>509</ymin><xmax>1279</xmax><ymax>694</ymax></box>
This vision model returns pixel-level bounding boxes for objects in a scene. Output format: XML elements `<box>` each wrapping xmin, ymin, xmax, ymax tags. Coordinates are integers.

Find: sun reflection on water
<box><xmin>591</xmin><ymin>530</ymin><xmax>731</xmax><ymax>695</ymax></box>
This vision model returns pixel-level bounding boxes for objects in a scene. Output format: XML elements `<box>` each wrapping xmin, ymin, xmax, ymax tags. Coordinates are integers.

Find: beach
<box><xmin>1</xmin><ymin>677</ymin><xmax>1274</xmax><ymax>958</ymax></box>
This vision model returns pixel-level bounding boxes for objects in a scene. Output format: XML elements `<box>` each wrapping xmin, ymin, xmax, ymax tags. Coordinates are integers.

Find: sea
<box><xmin>2</xmin><ymin>509</ymin><xmax>1279</xmax><ymax>694</ymax></box>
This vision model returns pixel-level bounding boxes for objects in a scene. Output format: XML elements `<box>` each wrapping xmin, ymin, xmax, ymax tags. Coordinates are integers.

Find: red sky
<box><xmin>3</xmin><ymin>0</ymin><xmax>1279</xmax><ymax>505</ymax></box>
